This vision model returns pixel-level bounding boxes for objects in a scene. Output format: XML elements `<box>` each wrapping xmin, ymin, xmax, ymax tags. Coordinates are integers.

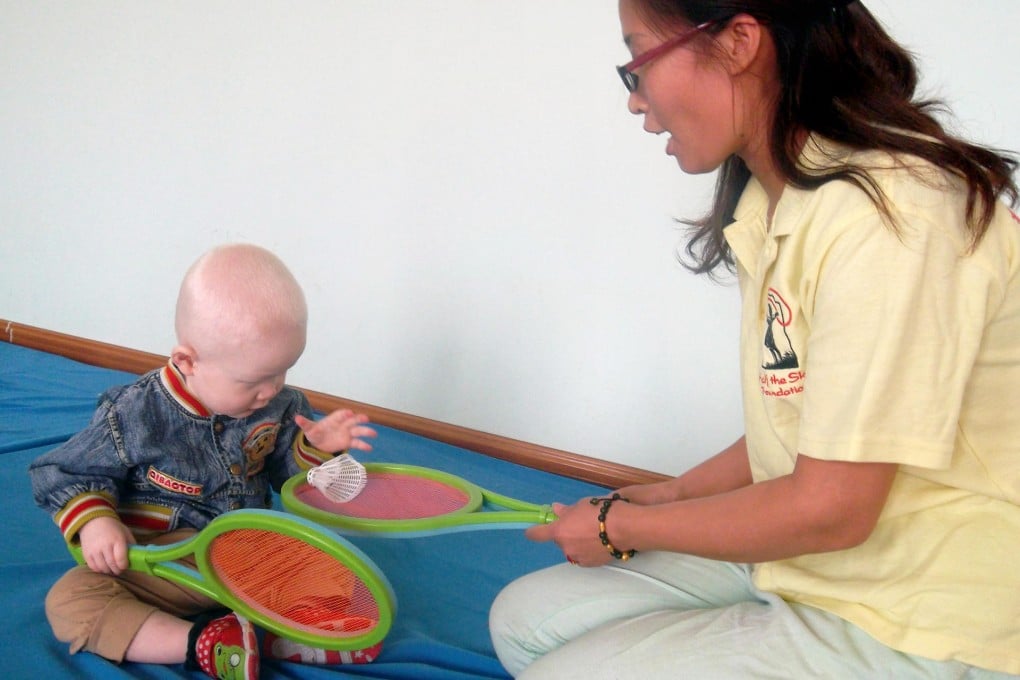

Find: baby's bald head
<box><xmin>175</xmin><ymin>243</ymin><xmax>307</xmax><ymax>359</ymax></box>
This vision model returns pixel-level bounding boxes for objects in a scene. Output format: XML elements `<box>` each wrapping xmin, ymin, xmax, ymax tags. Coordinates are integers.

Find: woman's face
<box><xmin>618</xmin><ymin>0</ymin><xmax>744</xmax><ymax>175</ymax></box>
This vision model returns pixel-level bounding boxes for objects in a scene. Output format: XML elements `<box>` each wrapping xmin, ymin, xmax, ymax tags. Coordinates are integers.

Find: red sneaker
<box><xmin>193</xmin><ymin>612</ymin><xmax>259</xmax><ymax>680</ymax></box>
<box><xmin>263</xmin><ymin>632</ymin><xmax>381</xmax><ymax>665</ymax></box>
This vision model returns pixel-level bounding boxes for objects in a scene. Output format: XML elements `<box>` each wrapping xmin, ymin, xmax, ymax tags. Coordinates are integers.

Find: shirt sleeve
<box><xmin>28</xmin><ymin>396</ymin><xmax>127</xmax><ymax>541</ymax></box>
<box><xmin>797</xmin><ymin>208</ymin><xmax>993</xmax><ymax>469</ymax></box>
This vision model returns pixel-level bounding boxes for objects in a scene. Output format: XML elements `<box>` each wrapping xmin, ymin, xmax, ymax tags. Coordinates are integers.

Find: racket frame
<box><xmin>68</xmin><ymin>508</ymin><xmax>396</xmax><ymax>650</ymax></box>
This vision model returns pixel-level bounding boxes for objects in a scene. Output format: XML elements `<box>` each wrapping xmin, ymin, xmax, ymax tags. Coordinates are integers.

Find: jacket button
<box><xmin>229</xmin><ymin>501</ymin><xmax>241</xmax><ymax>510</ymax></box>
<box><xmin>229</xmin><ymin>464</ymin><xmax>242</xmax><ymax>476</ymax></box>
<box><xmin>213</xmin><ymin>421</ymin><xmax>224</xmax><ymax>433</ymax></box>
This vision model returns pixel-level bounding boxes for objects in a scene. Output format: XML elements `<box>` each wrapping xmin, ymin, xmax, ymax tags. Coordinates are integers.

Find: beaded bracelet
<box><xmin>589</xmin><ymin>493</ymin><xmax>637</xmax><ymax>561</ymax></box>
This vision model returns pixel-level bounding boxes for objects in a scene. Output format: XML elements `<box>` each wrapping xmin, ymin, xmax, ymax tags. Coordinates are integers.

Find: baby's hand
<box><xmin>296</xmin><ymin>410</ymin><xmax>377</xmax><ymax>454</ymax></box>
<box><xmin>78</xmin><ymin>516</ymin><xmax>136</xmax><ymax>575</ymax></box>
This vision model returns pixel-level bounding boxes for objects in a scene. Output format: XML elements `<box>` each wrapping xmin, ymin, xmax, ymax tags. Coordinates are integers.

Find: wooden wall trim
<box><xmin>2</xmin><ymin>320</ymin><xmax>670</xmax><ymax>487</ymax></box>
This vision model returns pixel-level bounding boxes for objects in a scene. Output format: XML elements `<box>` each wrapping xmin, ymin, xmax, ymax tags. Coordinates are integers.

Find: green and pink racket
<box><xmin>281</xmin><ymin>461</ymin><xmax>557</xmax><ymax>538</ymax></box>
<box><xmin>69</xmin><ymin>509</ymin><xmax>395</xmax><ymax>650</ymax></box>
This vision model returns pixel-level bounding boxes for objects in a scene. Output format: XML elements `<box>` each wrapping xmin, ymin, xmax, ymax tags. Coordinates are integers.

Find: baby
<box><xmin>30</xmin><ymin>243</ymin><xmax>378</xmax><ymax>679</ymax></box>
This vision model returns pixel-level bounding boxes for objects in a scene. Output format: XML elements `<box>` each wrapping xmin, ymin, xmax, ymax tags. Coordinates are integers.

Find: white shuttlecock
<box><xmin>307</xmin><ymin>453</ymin><xmax>367</xmax><ymax>503</ymax></box>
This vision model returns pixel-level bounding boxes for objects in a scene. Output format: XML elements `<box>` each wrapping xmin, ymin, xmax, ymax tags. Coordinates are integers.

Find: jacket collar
<box><xmin>159</xmin><ymin>360</ymin><xmax>212</xmax><ymax>417</ymax></box>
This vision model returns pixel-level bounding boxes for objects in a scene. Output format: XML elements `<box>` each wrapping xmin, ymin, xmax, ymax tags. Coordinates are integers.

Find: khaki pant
<box><xmin>45</xmin><ymin>529</ymin><xmax>218</xmax><ymax>662</ymax></box>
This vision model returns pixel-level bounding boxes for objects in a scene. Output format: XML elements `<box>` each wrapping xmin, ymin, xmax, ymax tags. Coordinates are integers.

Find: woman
<box><xmin>488</xmin><ymin>1</ymin><xmax>1019</xmax><ymax>677</ymax></box>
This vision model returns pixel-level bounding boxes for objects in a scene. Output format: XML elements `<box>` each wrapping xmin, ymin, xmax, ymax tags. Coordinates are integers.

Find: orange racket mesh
<box><xmin>208</xmin><ymin>529</ymin><xmax>380</xmax><ymax>637</ymax></box>
<box><xmin>295</xmin><ymin>470</ymin><xmax>474</xmax><ymax>519</ymax></box>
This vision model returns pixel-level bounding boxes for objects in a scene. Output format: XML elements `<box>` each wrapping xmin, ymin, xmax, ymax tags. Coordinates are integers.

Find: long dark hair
<box><xmin>632</xmin><ymin>0</ymin><xmax>1018</xmax><ymax>275</ymax></box>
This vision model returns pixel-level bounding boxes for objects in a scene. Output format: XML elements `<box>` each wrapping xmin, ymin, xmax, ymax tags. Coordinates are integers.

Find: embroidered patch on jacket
<box><xmin>147</xmin><ymin>467</ymin><xmax>203</xmax><ymax>496</ymax></box>
<box><xmin>243</xmin><ymin>422</ymin><xmax>280</xmax><ymax>477</ymax></box>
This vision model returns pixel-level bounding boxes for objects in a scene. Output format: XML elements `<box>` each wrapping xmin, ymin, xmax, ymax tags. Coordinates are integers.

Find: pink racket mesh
<box><xmin>295</xmin><ymin>470</ymin><xmax>474</xmax><ymax>519</ymax></box>
<box><xmin>208</xmin><ymin>528</ymin><xmax>380</xmax><ymax>638</ymax></box>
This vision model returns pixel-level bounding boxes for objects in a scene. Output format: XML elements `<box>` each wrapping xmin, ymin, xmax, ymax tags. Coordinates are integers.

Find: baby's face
<box><xmin>187</xmin><ymin>332</ymin><xmax>305</xmax><ymax>419</ymax></box>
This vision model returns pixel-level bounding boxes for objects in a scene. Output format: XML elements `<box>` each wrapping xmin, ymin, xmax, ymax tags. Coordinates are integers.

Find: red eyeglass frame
<box><xmin>616</xmin><ymin>20</ymin><xmax>718</xmax><ymax>92</ymax></box>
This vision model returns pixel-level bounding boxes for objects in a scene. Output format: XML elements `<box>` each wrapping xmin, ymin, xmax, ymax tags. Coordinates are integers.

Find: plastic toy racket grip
<box><xmin>67</xmin><ymin>509</ymin><xmax>396</xmax><ymax>650</ymax></box>
<box><xmin>68</xmin><ymin>525</ymin><xmax>227</xmax><ymax>602</ymax></box>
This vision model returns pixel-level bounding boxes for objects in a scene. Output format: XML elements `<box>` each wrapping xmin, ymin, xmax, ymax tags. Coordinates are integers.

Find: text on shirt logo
<box><xmin>146</xmin><ymin>467</ymin><xmax>203</xmax><ymax>496</ymax></box>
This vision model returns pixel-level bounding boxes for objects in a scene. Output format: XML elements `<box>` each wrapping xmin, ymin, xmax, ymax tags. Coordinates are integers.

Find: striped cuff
<box><xmin>292</xmin><ymin>433</ymin><xmax>344</xmax><ymax>470</ymax></box>
<box><xmin>54</xmin><ymin>492</ymin><xmax>118</xmax><ymax>543</ymax></box>
<box><xmin>119</xmin><ymin>503</ymin><xmax>174</xmax><ymax>536</ymax></box>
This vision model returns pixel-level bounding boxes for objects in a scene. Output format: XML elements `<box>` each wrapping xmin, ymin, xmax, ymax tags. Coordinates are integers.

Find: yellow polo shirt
<box><xmin>724</xmin><ymin>137</ymin><xmax>1020</xmax><ymax>673</ymax></box>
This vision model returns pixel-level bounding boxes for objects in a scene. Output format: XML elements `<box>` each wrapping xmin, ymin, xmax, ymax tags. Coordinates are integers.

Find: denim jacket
<box><xmin>29</xmin><ymin>361</ymin><xmax>333</xmax><ymax>542</ymax></box>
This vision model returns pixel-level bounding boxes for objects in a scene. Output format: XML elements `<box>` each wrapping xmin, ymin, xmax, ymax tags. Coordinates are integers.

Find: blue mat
<box><xmin>0</xmin><ymin>342</ymin><xmax>607</xmax><ymax>679</ymax></box>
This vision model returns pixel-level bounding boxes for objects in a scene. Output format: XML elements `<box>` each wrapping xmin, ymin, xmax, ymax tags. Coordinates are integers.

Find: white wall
<box><xmin>2</xmin><ymin>2</ymin><xmax>1017</xmax><ymax>476</ymax></box>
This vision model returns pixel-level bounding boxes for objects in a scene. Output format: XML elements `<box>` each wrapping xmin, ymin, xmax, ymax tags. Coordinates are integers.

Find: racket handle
<box><xmin>67</xmin><ymin>541</ymin><xmax>158</xmax><ymax>575</ymax></box>
<box><xmin>67</xmin><ymin>540</ymin><xmax>227</xmax><ymax>604</ymax></box>
<box><xmin>67</xmin><ymin>536</ymin><xmax>195</xmax><ymax>574</ymax></box>
<box><xmin>67</xmin><ymin>543</ymin><xmax>86</xmax><ymax>565</ymax></box>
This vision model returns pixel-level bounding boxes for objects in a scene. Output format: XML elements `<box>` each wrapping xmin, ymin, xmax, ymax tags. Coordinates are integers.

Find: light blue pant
<box><xmin>489</xmin><ymin>552</ymin><xmax>1016</xmax><ymax>679</ymax></box>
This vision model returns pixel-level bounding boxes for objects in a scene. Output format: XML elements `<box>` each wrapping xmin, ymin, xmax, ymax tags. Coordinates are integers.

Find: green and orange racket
<box><xmin>281</xmin><ymin>461</ymin><xmax>556</xmax><ymax>538</ymax></box>
<box><xmin>69</xmin><ymin>509</ymin><xmax>395</xmax><ymax>650</ymax></box>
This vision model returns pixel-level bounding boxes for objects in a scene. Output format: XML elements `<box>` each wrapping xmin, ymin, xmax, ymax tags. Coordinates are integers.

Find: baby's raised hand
<box><xmin>296</xmin><ymin>410</ymin><xmax>377</xmax><ymax>454</ymax></box>
<box><xmin>78</xmin><ymin>516</ymin><xmax>136</xmax><ymax>575</ymax></box>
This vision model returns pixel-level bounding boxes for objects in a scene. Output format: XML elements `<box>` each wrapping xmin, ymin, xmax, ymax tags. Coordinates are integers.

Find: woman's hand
<box><xmin>525</xmin><ymin>499</ymin><xmax>619</xmax><ymax>568</ymax></box>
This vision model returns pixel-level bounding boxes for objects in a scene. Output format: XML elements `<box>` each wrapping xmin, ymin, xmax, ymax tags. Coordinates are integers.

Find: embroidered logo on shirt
<box><xmin>147</xmin><ymin>467</ymin><xmax>203</xmax><ymax>496</ymax></box>
<box><xmin>242</xmin><ymin>422</ymin><xmax>280</xmax><ymax>478</ymax></box>
<box><xmin>762</xmin><ymin>288</ymin><xmax>800</xmax><ymax>370</ymax></box>
<box><xmin>759</xmin><ymin>288</ymin><xmax>805</xmax><ymax>398</ymax></box>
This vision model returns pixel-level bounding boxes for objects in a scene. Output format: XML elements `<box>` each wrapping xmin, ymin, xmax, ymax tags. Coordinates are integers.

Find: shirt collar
<box><xmin>725</xmin><ymin>135</ymin><xmax>851</xmax><ymax>270</ymax></box>
<box><xmin>726</xmin><ymin>176</ymin><xmax>769</xmax><ymax>274</ymax></box>
<box><xmin>159</xmin><ymin>360</ymin><xmax>212</xmax><ymax>417</ymax></box>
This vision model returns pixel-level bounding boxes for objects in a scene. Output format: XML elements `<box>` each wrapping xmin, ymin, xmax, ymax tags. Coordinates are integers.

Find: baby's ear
<box><xmin>170</xmin><ymin>344</ymin><xmax>198</xmax><ymax>375</ymax></box>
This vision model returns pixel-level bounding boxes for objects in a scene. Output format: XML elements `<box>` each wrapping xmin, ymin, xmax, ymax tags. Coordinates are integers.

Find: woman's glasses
<box><xmin>616</xmin><ymin>21</ymin><xmax>717</xmax><ymax>93</ymax></box>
